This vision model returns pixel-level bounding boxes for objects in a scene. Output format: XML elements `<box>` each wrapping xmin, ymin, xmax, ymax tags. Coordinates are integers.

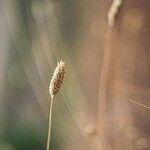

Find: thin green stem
<box><xmin>46</xmin><ymin>97</ymin><xmax>54</xmax><ymax>150</ymax></box>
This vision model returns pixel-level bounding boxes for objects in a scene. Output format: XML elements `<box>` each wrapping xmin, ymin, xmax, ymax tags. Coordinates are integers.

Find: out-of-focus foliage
<box><xmin>0</xmin><ymin>0</ymin><xmax>150</xmax><ymax>150</ymax></box>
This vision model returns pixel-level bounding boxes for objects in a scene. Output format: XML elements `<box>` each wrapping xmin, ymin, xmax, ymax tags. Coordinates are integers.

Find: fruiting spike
<box><xmin>49</xmin><ymin>61</ymin><xmax>65</xmax><ymax>98</ymax></box>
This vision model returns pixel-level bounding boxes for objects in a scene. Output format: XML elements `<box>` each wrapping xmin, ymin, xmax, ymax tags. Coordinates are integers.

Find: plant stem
<box><xmin>46</xmin><ymin>97</ymin><xmax>54</xmax><ymax>150</ymax></box>
<box><xmin>129</xmin><ymin>99</ymin><xmax>150</xmax><ymax>110</ymax></box>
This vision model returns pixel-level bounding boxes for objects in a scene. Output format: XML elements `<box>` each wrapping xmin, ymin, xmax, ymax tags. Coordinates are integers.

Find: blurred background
<box><xmin>0</xmin><ymin>0</ymin><xmax>150</xmax><ymax>149</ymax></box>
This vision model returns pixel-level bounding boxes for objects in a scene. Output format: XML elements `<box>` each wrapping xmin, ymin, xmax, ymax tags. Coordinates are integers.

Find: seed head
<box><xmin>49</xmin><ymin>61</ymin><xmax>65</xmax><ymax>98</ymax></box>
<box><xmin>108</xmin><ymin>0</ymin><xmax>123</xmax><ymax>26</ymax></box>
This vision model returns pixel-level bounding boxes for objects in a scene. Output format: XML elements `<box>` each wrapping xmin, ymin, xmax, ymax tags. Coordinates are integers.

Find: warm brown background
<box><xmin>0</xmin><ymin>0</ymin><xmax>149</xmax><ymax>149</ymax></box>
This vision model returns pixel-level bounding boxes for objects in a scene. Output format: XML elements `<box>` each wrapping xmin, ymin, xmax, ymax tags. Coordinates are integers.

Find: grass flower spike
<box><xmin>108</xmin><ymin>0</ymin><xmax>123</xmax><ymax>26</ymax></box>
<box><xmin>46</xmin><ymin>61</ymin><xmax>65</xmax><ymax>150</ymax></box>
<box><xmin>49</xmin><ymin>61</ymin><xmax>65</xmax><ymax>98</ymax></box>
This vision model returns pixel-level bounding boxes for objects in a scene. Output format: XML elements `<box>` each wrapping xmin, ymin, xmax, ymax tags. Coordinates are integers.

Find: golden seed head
<box><xmin>49</xmin><ymin>61</ymin><xmax>65</xmax><ymax>98</ymax></box>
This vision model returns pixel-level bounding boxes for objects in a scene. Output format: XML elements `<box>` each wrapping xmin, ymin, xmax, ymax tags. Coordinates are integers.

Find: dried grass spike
<box><xmin>49</xmin><ymin>61</ymin><xmax>65</xmax><ymax>98</ymax></box>
<box><xmin>108</xmin><ymin>0</ymin><xmax>123</xmax><ymax>26</ymax></box>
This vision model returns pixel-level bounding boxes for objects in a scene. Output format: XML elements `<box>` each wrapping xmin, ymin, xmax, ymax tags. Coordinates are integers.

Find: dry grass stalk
<box><xmin>108</xmin><ymin>0</ymin><xmax>123</xmax><ymax>26</ymax></box>
<box><xmin>129</xmin><ymin>99</ymin><xmax>150</xmax><ymax>111</ymax></box>
<box><xmin>46</xmin><ymin>61</ymin><xmax>65</xmax><ymax>150</ymax></box>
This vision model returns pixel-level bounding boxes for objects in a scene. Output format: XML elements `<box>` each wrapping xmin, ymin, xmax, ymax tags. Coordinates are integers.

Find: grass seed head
<box><xmin>49</xmin><ymin>61</ymin><xmax>65</xmax><ymax>98</ymax></box>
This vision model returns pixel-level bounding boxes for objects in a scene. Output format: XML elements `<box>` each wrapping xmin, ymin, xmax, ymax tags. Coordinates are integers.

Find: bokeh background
<box><xmin>0</xmin><ymin>0</ymin><xmax>150</xmax><ymax>150</ymax></box>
